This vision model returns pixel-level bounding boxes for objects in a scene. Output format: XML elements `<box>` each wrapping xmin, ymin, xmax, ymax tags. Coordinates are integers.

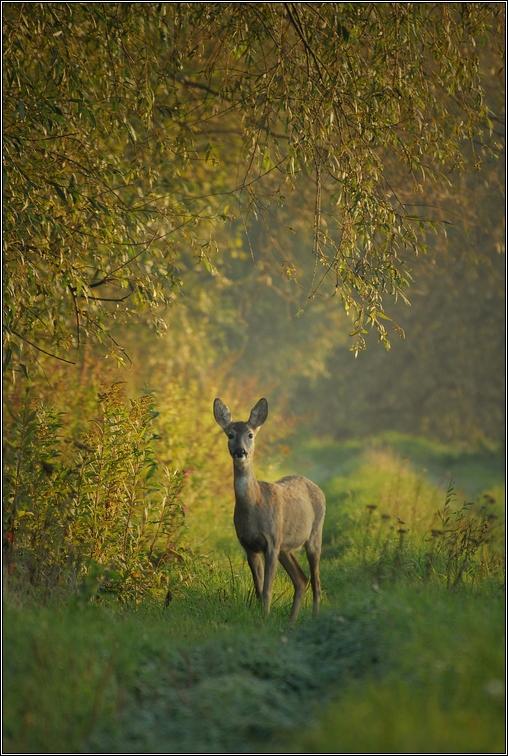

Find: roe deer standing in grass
<box><xmin>213</xmin><ymin>397</ymin><xmax>326</xmax><ymax>623</ymax></box>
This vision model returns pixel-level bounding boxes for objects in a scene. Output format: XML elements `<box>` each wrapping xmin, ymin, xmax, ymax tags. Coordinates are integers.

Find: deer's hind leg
<box><xmin>305</xmin><ymin>532</ymin><xmax>323</xmax><ymax>616</ymax></box>
<box><xmin>279</xmin><ymin>551</ymin><xmax>309</xmax><ymax>623</ymax></box>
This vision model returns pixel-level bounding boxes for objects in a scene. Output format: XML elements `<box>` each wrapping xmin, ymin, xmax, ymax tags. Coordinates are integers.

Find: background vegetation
<box><xmin>3</xmin><ymin>3</ymin><xmax>505</xmax><ymax>754</ymax></box>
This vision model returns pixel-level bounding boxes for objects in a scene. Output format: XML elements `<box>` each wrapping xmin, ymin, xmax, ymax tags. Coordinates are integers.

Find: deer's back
<box><xmin>274</xmin><ymin>475</ymin><xmax>325</xmax><ymax>511</ymax></box>
<box><xmin>269</xmin><ymin>475</ymin><xmax>325</xmax><ymax>549</ymax></box>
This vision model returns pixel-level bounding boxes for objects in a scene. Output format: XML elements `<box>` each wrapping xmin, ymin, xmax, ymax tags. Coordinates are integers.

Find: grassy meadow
<box><xmin>3</xmin><ymin>434</ymin><xmax>505</xmax><ymax>754</ymax></box>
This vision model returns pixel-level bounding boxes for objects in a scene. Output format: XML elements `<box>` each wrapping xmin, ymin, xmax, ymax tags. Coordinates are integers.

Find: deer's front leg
<box><xmin>246</xmin><ymin>550</ymin><xmax>264</xmax><ymax>600</ymax></box>
<box><xmin>261</xmin><ymin>547</ymin><xmax>279</xmax><ymax>616</ymax></box>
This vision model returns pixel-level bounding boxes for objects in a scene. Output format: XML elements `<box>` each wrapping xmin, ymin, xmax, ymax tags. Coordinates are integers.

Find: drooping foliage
<box><xmin>3</xmin><ymin>2</ymin><xmax>504</xmax><ymax>368</ymax></box>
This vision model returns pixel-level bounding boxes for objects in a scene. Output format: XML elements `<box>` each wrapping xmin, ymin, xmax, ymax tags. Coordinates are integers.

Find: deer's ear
<box><xmin>214</xmin><ymin>398</ymin><xmax>232</xmax><ymax>429</ymax></box>
<box><xmin>248</xmin><ymin>398</ymin><xmax>268</xmax><ymax>429</ymax></box>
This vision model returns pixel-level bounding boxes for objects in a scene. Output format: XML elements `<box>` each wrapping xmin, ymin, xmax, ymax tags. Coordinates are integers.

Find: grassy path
<box><xmin>3</xmin><ymin>437</ymin><xmax>505</xmax><ymax>753</ymax></box>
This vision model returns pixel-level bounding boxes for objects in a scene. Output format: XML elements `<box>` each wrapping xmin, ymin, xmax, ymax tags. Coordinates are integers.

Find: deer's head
<box><xmin>213</xmin><ymin>398</ymin><xmax>268</xmax><ymax>467</ymax></box>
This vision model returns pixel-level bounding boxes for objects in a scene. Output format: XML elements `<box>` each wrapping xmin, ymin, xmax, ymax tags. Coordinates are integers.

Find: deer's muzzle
<box><xmin>233</xmin><ymin>448</ymin><xmax>248</xmax><ymax>459</ymax></box>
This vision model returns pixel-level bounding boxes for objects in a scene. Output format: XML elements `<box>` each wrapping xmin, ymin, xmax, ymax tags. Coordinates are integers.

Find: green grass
<box><xmin>3</xmin><ymin>435</ymin><xmax>505</xmax><ymax>754</ymax></box>
<box><xmin>289</xmin><ymin>432</ymin><xmax>505</xmax><ymax>502</ymax></box>
<box><xmin>2</xmin><ymin>568</ymin><xmax>382</xmax><ymax>754</ymax></box>
<box><xmin>283</xmin><ymin>586</ymin><xmax>505</xmax><ymax>754</ymax></box>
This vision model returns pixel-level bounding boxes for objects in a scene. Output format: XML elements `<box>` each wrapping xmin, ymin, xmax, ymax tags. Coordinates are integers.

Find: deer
<box><xmin>213</xmin><ymin>397</ymin><xmax>326</xmax><ymax>623</ymax></box>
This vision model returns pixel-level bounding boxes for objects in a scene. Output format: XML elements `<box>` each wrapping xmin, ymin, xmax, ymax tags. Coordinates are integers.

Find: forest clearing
<box><xmin>3</xmin><ymin>4</ymin><xmax>505</xmax><ymax>754</ymax></box>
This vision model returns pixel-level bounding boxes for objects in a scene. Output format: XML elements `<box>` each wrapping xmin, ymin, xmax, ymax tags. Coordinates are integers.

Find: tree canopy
<box><xmin>3</xmin><ymin>2</ymin><xmax>504</xmax><ymax>372</ymax></box>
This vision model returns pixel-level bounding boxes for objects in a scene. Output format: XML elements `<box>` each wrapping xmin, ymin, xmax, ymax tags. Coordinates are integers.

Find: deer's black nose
<box><xmin>234</xmin><ymin>448</ymin><xmax>247</xmax><ymax>459</ymax></box>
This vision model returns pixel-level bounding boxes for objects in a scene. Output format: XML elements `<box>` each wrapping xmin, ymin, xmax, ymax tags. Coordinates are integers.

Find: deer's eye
<box><xmin>248</xmin><ymin>432</ymin><xmax>254</xmax><ymax>439</ymax></box>
<box><xmin>228</xmin><ymin>432</ymin><xmax>234</xmax><ymax>439</ymax></box>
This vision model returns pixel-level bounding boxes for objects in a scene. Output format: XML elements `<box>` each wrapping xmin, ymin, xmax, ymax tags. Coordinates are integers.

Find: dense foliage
<box><xmin>3</xmin><ymin>383</ymin><xmax>187</xmax><ymax>600</ymax></box>
<box><xmin>3</xmin><ymin>2</ymin><xmax>504</xmax><ymax>369</ymax></box>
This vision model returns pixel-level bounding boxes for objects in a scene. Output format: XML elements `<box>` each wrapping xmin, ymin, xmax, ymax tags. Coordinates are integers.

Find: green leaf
<box><xmin>126</xmin><ymin>122</ymin><xmax>138</xmax><ymax>143</ymax></box>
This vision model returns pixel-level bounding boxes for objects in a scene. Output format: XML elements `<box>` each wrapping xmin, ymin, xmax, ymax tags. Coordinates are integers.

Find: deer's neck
<box><xmin>233</xmin><ymin>461</ymin><xmax>261</xmax><ymax>508</ymax></box>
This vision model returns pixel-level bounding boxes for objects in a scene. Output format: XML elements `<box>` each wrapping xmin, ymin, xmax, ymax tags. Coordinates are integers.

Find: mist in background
<box><xmin>118</xmin><ymin>149</ymin><xmax>505</xmax><ymax>447</ymax></box>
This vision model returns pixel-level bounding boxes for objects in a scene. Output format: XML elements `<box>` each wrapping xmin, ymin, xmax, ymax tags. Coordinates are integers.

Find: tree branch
<box><xmin>10</xmin><ymin>330</ymin><xmax>76</xmax><ymax>364</ymax></box>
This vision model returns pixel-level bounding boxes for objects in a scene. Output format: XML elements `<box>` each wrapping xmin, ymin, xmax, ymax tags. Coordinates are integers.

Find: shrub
<box><xmin>3</xmin><ymin>383</ymin><xmax>186</xmax><ymax>602</ymax></box>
